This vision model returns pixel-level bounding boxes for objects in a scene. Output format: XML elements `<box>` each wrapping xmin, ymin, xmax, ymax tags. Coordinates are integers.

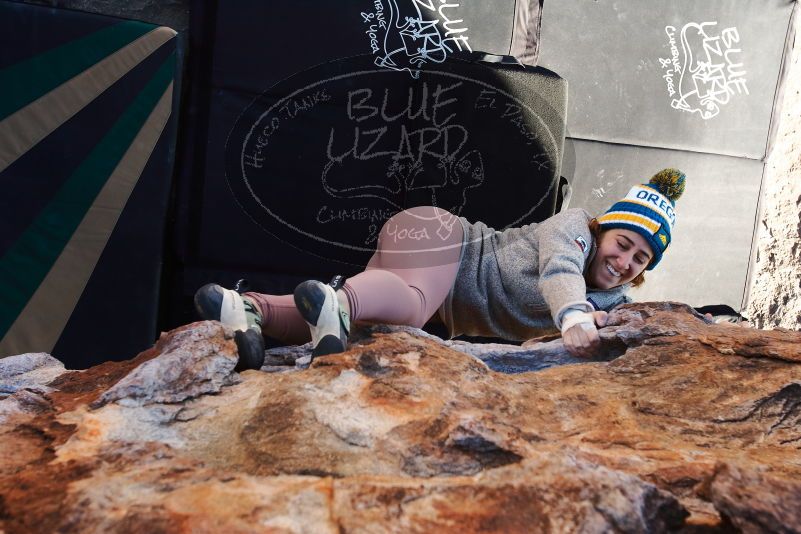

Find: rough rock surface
<box><xmin>0</xmin><ymin>353</ymin><xmax>65</xmax><ymax>398</ymax></box>
<box><xmin>747</xmin><ymin>29</ymin><xmax>801</xmax><ymax>329</ymax></box>
<box><xmin>1</xmin><ymin>303</ymin><xmax>801</xmax><ymax>533</ymax></box>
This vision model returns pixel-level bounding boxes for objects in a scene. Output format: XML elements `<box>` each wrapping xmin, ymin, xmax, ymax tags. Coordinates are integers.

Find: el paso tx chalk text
<box><xmin>475</xmin><ymin>88</ymin><xmax>548</xmax><ymax>170</ymax></box>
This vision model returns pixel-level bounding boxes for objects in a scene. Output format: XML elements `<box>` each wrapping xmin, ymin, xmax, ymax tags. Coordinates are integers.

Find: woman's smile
<box><xmin>587</xmin><ymin>229</ymin><xmax>653</xmax><ymax>289</ymax></box>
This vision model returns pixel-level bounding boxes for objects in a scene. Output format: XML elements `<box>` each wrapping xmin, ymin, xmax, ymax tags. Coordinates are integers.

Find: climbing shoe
<box><xmin>194</xmin><ymin>282</ymin><xmax>265</xmax><ymax>371</ymax></box>
<box><xmin>293</xmin><ymin>277</ymin><xmax>350</xmax><ymax>359</ymax></box>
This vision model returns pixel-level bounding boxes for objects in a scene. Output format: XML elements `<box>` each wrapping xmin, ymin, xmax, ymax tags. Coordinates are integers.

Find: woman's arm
<box><xmin>535</xmin><ymin>211</ymin><xmax>602</xmax><ymax>357</ymax></box>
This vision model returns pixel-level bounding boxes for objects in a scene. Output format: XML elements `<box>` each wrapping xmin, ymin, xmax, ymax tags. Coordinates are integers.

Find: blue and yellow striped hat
<box><xmin>597</xmin><ymin>169</ymin><xmax>686</xmax><ymax>270</ymax></box>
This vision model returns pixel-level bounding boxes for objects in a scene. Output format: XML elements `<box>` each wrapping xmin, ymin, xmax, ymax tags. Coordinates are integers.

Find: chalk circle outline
<box><xmin>225</xmin><ymin>64</ymin><xmax>568</xmax><ymax>257</ymax></box>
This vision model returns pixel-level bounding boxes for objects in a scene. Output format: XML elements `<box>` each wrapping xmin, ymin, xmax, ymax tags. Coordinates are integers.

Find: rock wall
<box><xmin>1</xmin><ymin>303</ymin><xmax>800</xmax><ymax>533</ymax></box>
<box><xmin>747</xmin><ymin>24</ymin><xmax>801</xmax><ymax>329</ymax></box>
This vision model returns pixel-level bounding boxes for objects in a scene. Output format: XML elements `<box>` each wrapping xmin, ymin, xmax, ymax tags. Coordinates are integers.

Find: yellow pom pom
<box><xmin>649</xmin><ymin>168</ymin><xmax>686</xmax><ymax>203</ymax></box>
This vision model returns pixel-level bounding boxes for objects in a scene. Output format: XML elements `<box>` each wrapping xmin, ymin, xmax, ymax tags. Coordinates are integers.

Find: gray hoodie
<box><xmin>438</xmin><ymin>208</ymin><xmax>631</xmax><ymax>341</ymax></box>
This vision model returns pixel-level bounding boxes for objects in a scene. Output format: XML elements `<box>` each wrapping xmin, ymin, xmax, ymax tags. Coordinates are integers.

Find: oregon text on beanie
<box><xmin>597</xmin><ymin>168</ymin><xmax>686</xmax><ymax>270</ymax></box>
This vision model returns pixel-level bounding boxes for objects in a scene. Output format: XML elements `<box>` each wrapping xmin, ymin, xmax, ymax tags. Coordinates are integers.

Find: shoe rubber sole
<box><xmin>233</xmin><ymin>329</ymin><xmax>265</xmax><ymax>372</ymax></box>
<box><xmin>294</xmin><ymin>280</ymin><xmax>348</xmax><ymax>357</ymax></box>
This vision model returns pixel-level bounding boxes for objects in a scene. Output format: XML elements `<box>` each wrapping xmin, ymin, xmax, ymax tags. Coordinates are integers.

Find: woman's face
<box><xmin>586</xmin><ymin>229</ymin><xmax>653</xmax><ymax>289</ymax></box>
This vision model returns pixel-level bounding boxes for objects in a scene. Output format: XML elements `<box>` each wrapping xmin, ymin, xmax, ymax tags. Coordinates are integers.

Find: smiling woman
<box><xmin>585</xmin><ymin>226</ymin><xmax>650</xmax><ymax>290</ymax></box>
<box><xmin>193</xmin><ymin>169</ymin><xmax>686</xmax><ymax>369</ymax></box>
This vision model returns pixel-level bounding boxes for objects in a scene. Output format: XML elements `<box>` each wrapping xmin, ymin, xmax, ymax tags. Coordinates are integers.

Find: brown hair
<box><xmin>588</xmin><ymin>219</ymin><xmax>646</xmax><ymax>287</ymax></box>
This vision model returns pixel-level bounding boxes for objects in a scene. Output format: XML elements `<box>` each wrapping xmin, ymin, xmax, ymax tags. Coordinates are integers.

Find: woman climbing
<box><xmin>194</xmin><ymin>168</ymin><xmax>686</xmax><ymax>371</ymax></box>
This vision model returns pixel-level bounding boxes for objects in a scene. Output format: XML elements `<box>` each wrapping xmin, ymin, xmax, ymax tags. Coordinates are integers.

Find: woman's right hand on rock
<box><xmin>562</xmin><ymin>311</ymin><xmax>608</xmax><ymax>358</ymax></box>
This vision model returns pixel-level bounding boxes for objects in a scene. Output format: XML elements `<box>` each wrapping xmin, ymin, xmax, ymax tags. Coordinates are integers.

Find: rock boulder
<box><xmin>1</xmin><ymin>303</ymin><xmax>799</xmax><ymax>533</ymax></box>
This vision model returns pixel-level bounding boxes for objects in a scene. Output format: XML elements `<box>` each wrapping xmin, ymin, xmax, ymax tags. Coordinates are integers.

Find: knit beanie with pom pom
<box><xmin>597</xmin><ymin>168</ymin><xmax>686</xmax><ymax>270</ymax></box>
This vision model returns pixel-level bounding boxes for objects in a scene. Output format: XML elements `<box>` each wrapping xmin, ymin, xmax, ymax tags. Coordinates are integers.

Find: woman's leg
<box><xmin>243</xmin><ymin>206</ymin><xmax>463</xmax><ymax>343</ymax></box>
<box><xmin>340</xmin><ymin>206</ymin><xmax>463</xmax><ymax>328</ymax></box>
<box><xmin>243</xmin><ymin>292</ymin><xmax>311</xmax><ymax>345</ymax></box>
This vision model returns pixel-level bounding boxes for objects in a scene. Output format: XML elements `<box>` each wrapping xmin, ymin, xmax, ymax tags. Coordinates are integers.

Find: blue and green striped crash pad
<box><xmin>0</xmin><ymin>1</ymin><xmax>178</xmax><ymax>368</ymax></box>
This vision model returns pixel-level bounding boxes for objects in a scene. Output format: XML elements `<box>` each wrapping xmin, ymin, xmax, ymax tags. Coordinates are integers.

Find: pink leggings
<box><xmin>244</xmin><ymin>206</ymin><xmax>464</xmax><ymax>344</ymax></box>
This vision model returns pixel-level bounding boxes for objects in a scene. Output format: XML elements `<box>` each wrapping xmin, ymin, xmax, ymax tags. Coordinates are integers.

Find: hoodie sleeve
<box><xmin>535</xmin><ymin>210</ymin><xmax>595</xmax><ymax>328</ymax></box>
